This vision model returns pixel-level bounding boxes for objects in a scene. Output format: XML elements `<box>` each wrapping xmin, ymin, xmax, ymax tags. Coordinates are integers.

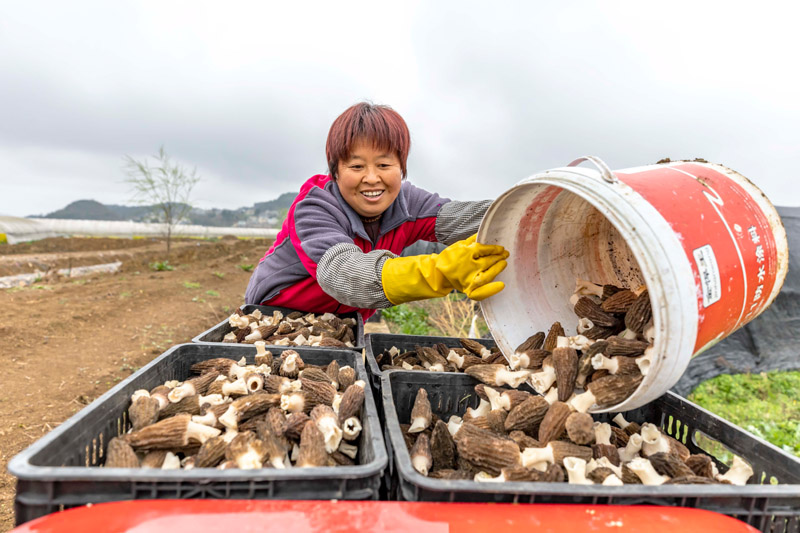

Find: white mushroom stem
<box><xmin>643</xmin><ymin>321</ymin><xmax>655</xmax><ymax>344</ymax></box>
<box><xmin>223</xmin><ymin>332</ymin><xmax>237</xmax><ymax>342</ymax></box>
<box><xmin>529</xmin><ymin>461</ymin><xmax>548</xmax><ymax>472</ymax></box>
<box><xmin>222</xmin><ymin>378</ymin><xmax>249</xmax><ymax>396</ymax></box>
<box><xmin>222</xmin><ymin>429</ymin><xmax>239</xmax><ymax>443</ymax></box>
<box><xmin>342</xmin><ymin>417</ymin><xmax>362</xmax><ymax>441</ymax></box>
<box><xmin>199</xmin><ymin>393</ymin><xmax>225</xmax><ymax>406</ymax></box>
<box><xmin>316</xmin><ymin>415</ymin><xmax>343</xmax><ymax>453</ymax></box>
<box><xmin>566</xmin><ymin>335</ymin><xmax>594</xmax><ymax>351</ymax></box>
<box><xmin>612</xmin><ymin>413</ymin><xmax>630</xmax><ymax>429</ymax></box>
<box><xmin>388</xmin><ymin>346</ymin><xmax>400</xmax><ymax>357</ymax></box>
<box><xmin>191</xmin><ymin>412</ymin><xmax>218</xmax><ymax>426</ymax></box>
<box><xmin>274</xmin><ymin>338</ymin><xmax>291</xmax><ymax>346</ymax></box>
<box><xmin>619</xmin><ymin>328</ymin><xmax>639</xmax><ymax>340</ymax></box>
<box><xmin>228</xmin><ymin>314</ymin><xmax>249</xmax><ymax>329</ymax></box>
<box><xmin>570</xmin><ymin>279</ymin><xmax>604</xmax><ymax>306</ymax></box>
<box><xmin>636</xmin><ymin>347</ymin><xmax>654</xmax><ymax>376</ymax></box>
<box><xmin>466</xmin><ymin>399</ymin><xmax>492</xmax><ymax>418</ymax></box>
<box><xmin>593</xmin><ymin>422</ymin><xmax>612</xmax><ymax>445</ymax></box>
<box><xmin>255</xmin><ymin>341</ymin><xmax>268</xmax><ymax>357</ymax></box>
<box><xmin>131</xmin><ymin>389</ymin><xmax>150</xmax><ymax>403</ymax></box>
<box><xmin>254</xmin><ymin>364</ymin><xmax>272</xmax><ymax>375</ymax></box>
<box><xmin>603</xmin><ymin>474</ymin><xmax>624</xmax><ymax>486</ymax></box>
<box><xmin>588</xmin><ymin>457</ymin><xmax>623</xmax><ymax>478</ymax></box>
<box><xmin>427</xmin><ymin>363</ymin><xmax>445</xmax><ymax>372</ymax></box>
<box><xmin>446</xmin><ymin>350</ymin><xmax>465</xmax><ymax>369</ymax></box>
<box><xmin>164</xmin><ymin>380</ymin><xmax>181</xmax><ymax>389</ymax></box>
<box><xmin>478</xmin><ymin>346</ymin><xmax>494</xmax><ymax>361</ymax></box>
<box><xmin>569</xmin><ymin>390</ymin><xmax>597</xmax><ymax>413</ymax></box>
<box><xmin>544</xmin><ymin>387</ymin><xmax>560</xmax><ymax>404</ymax></box>
<box><xmin>592</xmin><ymin>354</ymin><xmax>619</xmax><ymax>374</ymax></box>
<box><xmin>521</xmin><ymin>445</ymin><xmax>555</xmax><ymax>467</ymax></box>
<box><xmin>640</xmin><ymin>423</ymin><xmax>671</xmax><ymax>456</ymax></box>
<box><xmin>338</xmin><ymin>442</ymin><xmax>358</xmax><ymax>459</ymax></box>
<box><xmin>507</xmin><ymin>351</ymin><xmax>528</xmax><ymax>371</ymax></box>
<box><xmin>412</xmin><ymin>455</ymin><xmax>430</xmax><ymax>476</ymax></box>
<box><xmin>475</xmin><ymin>471</ymin><xmax>506</xmax><ymax>483</ymax></box>
<box><xmin>161</xmin><ymin>451</ymin><xmax>181</xmax><ymax>469</ymax></box>
<box><xmin>409</xmin><ymin>413</ymin><xmax>430</xmax><ymax>433</ymax></box>
<box><xmin>282</xmin><ymin>353</ymin><xmax>300</xmax><ymax>374</ymax></box>
<box><xmin>280</xmin><ymin>392</ymin><xmax>305</xmax><ymax>413</ymax></box>
<box><xmin>564</xmin><ymin>457</ymin><xmax>593</xmax><ymax>485</ymax></box>
<box><xmin>228</xmin><ymin>365</ymin><xmax>249</xmax><ymax>380</ymax></box>
<box><xmin>618</xmin><ymin>434</ymin><xmax>643</xmax><ymax>462</ymax></box>
<box><xmin>529</xmin><ymin>365</ymin><xmax>556</xmax><ymax>394</ymax></box>
<box><xmin>234</xmin><ymin>447</ymin><xmax>264</xmax><ymax>470</ymax></box>
<box><xmin>218</xmin><ymin>405</ymin><xmax>240</xmax><ymax>430</ymax></box>
<box><xmin>331</xmin><ymin>393</ymin><xmax>343</xmax><ymax>414</ymax></box>
<box><xmin>290</xmin><ymin>443</ymin><xmax>300</xmax><ymax>462</ymax></box>
<box><xmin>186</xmin><ymin>420</ymin><xmax>222</xmax><ymax>444</ymax></box>
<box><xmin>717</xmin><ymin>456</ymin><xmax>754</xmax><ymax>486</ymax></box>
<box><xmin>577</xmin><ymin>318</ymin><xmax>594</xmax><ymax>334</ymax></box>
<box><xmin>402</xmin><ymin>361</ymin><xmax>414</xmax><ymax>370</ymax></box>
<box><xmin>484</xmin><ymin>386</ymin><xmax>508</xmax><ymax>411</ymax></box>
<box><xmin>447</xmin><ymin>416</ymin><xmax>463</xmax><ymax>437</ymax></box>
<box><xmin>628</xmin><ymin>457</ymin><xmax>670</xmax><ymax>485</ymax></box>
<box><xmin>496</xmin><ymin>368</ymin><xmax>533</xmax><ymax>388</ymax></box>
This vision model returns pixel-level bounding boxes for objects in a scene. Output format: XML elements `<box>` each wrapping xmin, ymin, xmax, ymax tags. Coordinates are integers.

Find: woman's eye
<box><xmin>350</xmin><ymin>165</ymin><xmax>363</xmax><ymax>170</ymax></box>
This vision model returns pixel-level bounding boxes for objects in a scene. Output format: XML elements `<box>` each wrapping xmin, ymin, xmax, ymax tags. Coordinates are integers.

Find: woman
<box><xmin>244</xmin><ymin>102</ymin><xmax>508</xmax><ymax>320</ymax></box>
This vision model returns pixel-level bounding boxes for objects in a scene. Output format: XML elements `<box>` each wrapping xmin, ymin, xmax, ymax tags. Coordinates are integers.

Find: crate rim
<box><xmin>381</xmin><ymin>369</ymin><xmax>800</xmax><ymax>498</ymax></box>
<box><xmin>192</xmin><ymin>304</ymin><xmax>366</xmax><ymax>350</ymax></box>
<box><xmin>9</xmin><ymin>343</ymin><xmax>388</xmax><ymax>483</ymax></box>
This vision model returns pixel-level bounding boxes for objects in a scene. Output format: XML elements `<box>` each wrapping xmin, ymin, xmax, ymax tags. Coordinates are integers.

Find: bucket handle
<box><xmin>567</xmin><ymin>156</ymin><xmax>619</xmax><ymax>184</ymax></box>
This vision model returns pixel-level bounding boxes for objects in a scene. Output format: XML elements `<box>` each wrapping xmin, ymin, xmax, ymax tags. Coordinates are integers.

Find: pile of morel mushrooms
<box><xmin>222</xmin><ymin>309</ymin><xmax>357</xmax><ymax>348</ymax></box>
<box><xmin>401</xmin><ymin>385</ymin><xmax>753</xmax><ymax>486</ymax></box>
<box><xmin>376</xmin><ymin>339</ymin><xmax>516</xmax><ymax>374</ymax></box>
<box><xmin>104</xmin><ymin>343</ymin><xmax>365</xmax><ymax>469</ymax></box>
<box><xmin>397</xmin><ymin>279</ymin><xmax>754</xmax><ymax>485</ymax></box>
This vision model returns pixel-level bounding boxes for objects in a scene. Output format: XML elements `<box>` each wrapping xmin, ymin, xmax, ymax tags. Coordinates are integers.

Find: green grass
<box><xmin>237</xmin><ymin>264</ymin><xmax>254</xmax><ymax>272</ymax></box>
<box><xmin>689</xmin><ymin>371</ymin><xmax>800</xmax><ymax>458</ymax></box>
<box><xmin>382</xmin><ymin>303</ymin><xmax>436</xmax><ymax>336</ymax></box>
<box><xmin>182</xmin><ymin>281</ymin><xmax>201</xmax><ymax>289</ymax></box>
<box><xmin>212</xmin><ymin>271</ymin><xmax>225</xmax><ymax>279</ymax></box>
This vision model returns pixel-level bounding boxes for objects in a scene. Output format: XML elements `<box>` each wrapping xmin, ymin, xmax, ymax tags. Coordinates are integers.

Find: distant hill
<box><xmin>42</xmin><ymin>200</ymin><xmax>123</xmax><ymax>221</ymax></box>
<box><xmin>254</xmin><ymin>192</ymin><xmax>296</xmax><ymax>214</ymax></box>
<box><xmin>33</xmin><ymin>194</ymin><xmax>296</xmax><ymax>228</ymax></box>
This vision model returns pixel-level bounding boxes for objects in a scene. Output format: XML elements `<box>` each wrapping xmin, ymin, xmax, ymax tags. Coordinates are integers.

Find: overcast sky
<box><xmin>1</xmin><ymin>1</ymin><xmax>798</xmax><ymax>217</ymax></box>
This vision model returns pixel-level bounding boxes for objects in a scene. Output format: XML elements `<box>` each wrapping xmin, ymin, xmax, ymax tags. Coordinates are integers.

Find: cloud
<box><xmin>0</xmin><ymin>1</ymin><xmax>798</xmax><ymax>217</ymax></box>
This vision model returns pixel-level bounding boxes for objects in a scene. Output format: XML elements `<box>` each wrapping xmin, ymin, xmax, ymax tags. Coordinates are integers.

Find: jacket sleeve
<box><xmin>435</xmin><ymin>199</ymin><xmax>493</xmax><ymax>245</ymax></box>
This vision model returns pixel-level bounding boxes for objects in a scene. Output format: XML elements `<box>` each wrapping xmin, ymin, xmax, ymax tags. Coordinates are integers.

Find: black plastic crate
<box><xmin>192</xmin><ymin>304</ymin><xmax>365</xmax><ymax>350</ymax></box>
<box><xmin>364</xmin><ymin>333</ymin><xmax>496</xmax><ymax>397</ymax></box>
<box><xmin>381</xmin><ymin>371</ymin><xmax>800</xmax><ymax>533</ymax></box>
<box><xmin>9</xmin><ymin>344</ymin><xmax>387</xmax><ymax>526</ymax></box>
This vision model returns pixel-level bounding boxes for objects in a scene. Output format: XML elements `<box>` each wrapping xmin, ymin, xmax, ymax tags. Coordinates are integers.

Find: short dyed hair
<box><xmin>326</xmin><ymin>102</ymin><xmax>411</xmax><ymax>179</ymax></box>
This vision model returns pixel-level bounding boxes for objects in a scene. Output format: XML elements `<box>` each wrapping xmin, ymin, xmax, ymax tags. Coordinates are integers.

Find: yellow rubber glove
<box><xmin>382</xmin><ymin>234</ymin><xmax>509</xmax><ymax>305</ymax></box>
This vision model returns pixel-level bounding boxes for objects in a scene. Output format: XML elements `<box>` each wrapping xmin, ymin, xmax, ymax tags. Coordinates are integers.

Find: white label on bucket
<box><xmin>693</xmin><ymin>244</ymin><xmax>722</xmax><ymax>307</ymax></box>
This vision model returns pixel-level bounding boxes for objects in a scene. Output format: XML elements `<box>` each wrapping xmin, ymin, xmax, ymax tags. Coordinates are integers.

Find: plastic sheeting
<box><xmin>0</xmin><ymin>216</ymin><xmax>278</xmax><ymax>244</ymax></box>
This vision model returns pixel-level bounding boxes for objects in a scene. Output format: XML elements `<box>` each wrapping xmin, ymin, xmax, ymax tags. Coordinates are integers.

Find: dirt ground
<box><xmin>0</xmin><ymin>236</ymin><xmax>274</xmax><ymax>531</ymax></box>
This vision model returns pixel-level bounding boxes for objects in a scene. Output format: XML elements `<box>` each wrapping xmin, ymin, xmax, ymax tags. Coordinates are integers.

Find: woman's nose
<box><xmin>363</xmin><ymin>166</ymin><xmax>380</xmax><ymax>182</ymax></box>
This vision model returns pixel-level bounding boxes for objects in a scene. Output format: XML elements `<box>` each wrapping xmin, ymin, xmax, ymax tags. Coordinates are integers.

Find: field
<box><xmin>1</xmin><ymin>237</ymin><xmax>797</xmax><ymax>531</ymax></box>
<box><xmin>0</xmin><ymin>236</ymin><xmax>272</xmax><ymax>531</ymax></box>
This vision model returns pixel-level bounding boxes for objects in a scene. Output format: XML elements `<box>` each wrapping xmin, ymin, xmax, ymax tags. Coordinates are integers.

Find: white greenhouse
<box><xmin>0</xmin><ymin>216</ymin><xmax>278</xmax><ymax>244</ymax></box>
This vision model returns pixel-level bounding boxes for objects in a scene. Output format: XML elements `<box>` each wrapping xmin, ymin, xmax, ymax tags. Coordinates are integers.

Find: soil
<box><xmin>0</xmin><ymin>236</ymin><xmax>273</xmax><ymax>531</ymax></box>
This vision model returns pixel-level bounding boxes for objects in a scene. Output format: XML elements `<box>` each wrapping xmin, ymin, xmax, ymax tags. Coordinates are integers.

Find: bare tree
<box><xmin>124</xmin><ymin>146</ymin><xmax>201</xmax><ymax>260</ymax></box>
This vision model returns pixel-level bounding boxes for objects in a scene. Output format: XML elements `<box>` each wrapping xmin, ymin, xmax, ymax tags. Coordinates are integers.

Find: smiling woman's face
<box><xmin>336</xmin><ymin>140</ymin><xmax>403</xmax><ymax>218</ymax></box>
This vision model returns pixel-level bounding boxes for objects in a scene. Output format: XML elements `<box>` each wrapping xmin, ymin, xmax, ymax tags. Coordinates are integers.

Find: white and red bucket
<box><xmin>478</xmin><ymin>156</ymin><xmax>789</xmax><ymax>412</ymax></box>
